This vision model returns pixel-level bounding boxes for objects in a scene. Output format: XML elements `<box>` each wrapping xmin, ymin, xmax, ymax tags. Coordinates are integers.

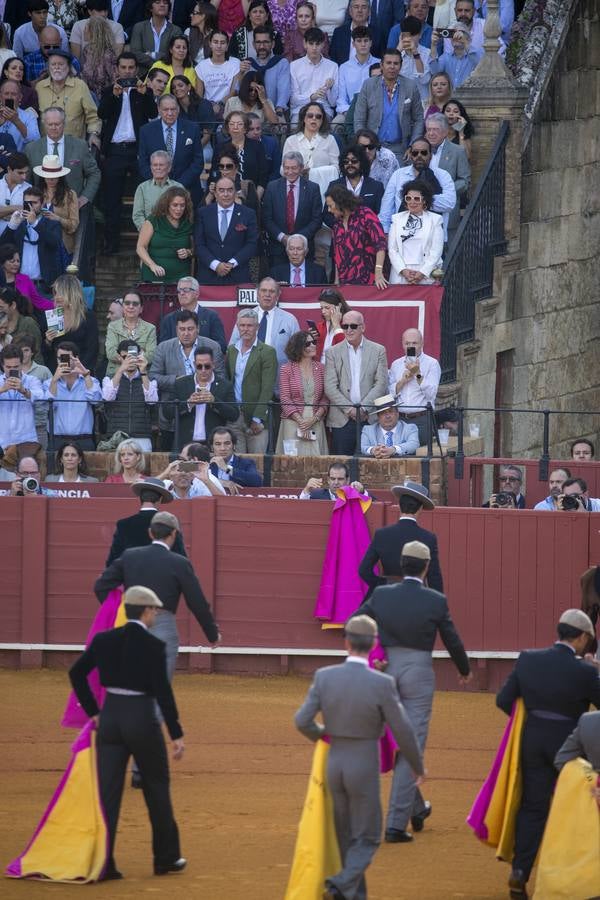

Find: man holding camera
<box><xmin>101</xmin><ymin>339</ymin><xmax>158</xmax><ymax>453</ymax></box>
<box><xmin>0</xmin><ymin>153</ymin><xmax>32</xmax><ymax>238</ymax></box>
<box><xmin>5</xmin><ymin>185</ymin><xmax>63</xmax><ymax>288</ymax></box>
<box><xmin>9</xmin><ymin>455</ymin><xmax>57</xmax><ymax>496</ymax></box>
<box><xmin>388</xmin><ymin>328</ymin><xmax>440</xmax><ymax>447</ymax></box>
<box><xmin>558</xmin><ymin>477</ymin><xmax>600</xmax><ymax>513</ymax></box>
<box><xmin>483</xmin><ymin>465</ymin><xmax>526</xmax><ymax>509</ymax></box>
<box><xmin>0</xmin><ymin>344</ymin><xmax>44</xmax><ymax>464</ymax></box>
<box><xmin>43</xmin><ymin>341</ymin><xmax>102</xmax><ymax>451</ymax></box>
<box><xmin>534</xmin><ymin>468</ymin><xmax>571</xmax><ymax>511</ymax></box>
<box><xmin>98</xmin><ymin>51</ymin><xmax>158</xmax><ymax>255</ymax></box>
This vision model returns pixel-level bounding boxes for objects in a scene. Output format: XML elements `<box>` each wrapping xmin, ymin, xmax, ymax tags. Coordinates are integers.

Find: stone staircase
<box><xmin>94</xmin><ymin>194</ymin><xmax>141</xmax><ymax>343</ymax></box>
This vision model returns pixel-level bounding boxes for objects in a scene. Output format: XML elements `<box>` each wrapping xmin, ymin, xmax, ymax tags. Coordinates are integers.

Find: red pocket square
<box><xmin>234</xmin><ymin>223</ymin><xmax>247</xmax><ymax>231</ymax></box>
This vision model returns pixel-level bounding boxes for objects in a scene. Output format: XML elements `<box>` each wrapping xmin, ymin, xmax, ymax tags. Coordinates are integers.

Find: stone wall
<box><xmin>456</xmin><ymin>0</ymin><xmax>600</xmax><ymax>457</ymax></box>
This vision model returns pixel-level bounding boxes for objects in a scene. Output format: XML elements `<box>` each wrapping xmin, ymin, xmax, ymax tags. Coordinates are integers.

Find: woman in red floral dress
<box><xmin>324</xmin><ymin>185</ymin><xmax>388</xmax><ymax>288</ymax></box>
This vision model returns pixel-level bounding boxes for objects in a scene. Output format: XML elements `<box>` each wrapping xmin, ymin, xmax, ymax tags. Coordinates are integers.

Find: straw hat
<box><xmin>33</xmin><ymin>154</ymin><xmax>71</xmax><ymax>179</ymax></box>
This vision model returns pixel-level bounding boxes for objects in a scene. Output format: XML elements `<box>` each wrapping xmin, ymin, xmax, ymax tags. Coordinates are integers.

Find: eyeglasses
<box><xmin>498</xmin><ymin>476</ymin><xmax>520</xmax><ymax>483</ymax></box>
<box><xmin>218</xmin><ymin>162</ymin><xmax>236</xmax><ymax>169</ymax></box>
<box><xmin>305</xmin><ymin>113</ymin><xmax>323</xmax><ymax>119</ymax></box>
<box><xmin>343</xmin><ymin>158</ymin><xmax>359</xmax><ymax>165</ymax></box>
<box><xmin>304</xmin><ymin>339</ymin><xmax>316</xmax><ymax>346</ymax></box>
<box><xmin>341</xmin><ymin>323</ymin><xmax>361</xmax><ymax>330</ymax></box>
<box><xmin>43</xmin><ymin>44</ymin><xmax>61</xmax><ymax>50</ymax></box>
<box><xmin>196</xmin><ymin>363</ymin><xmax>213</xmax><ymax>370</ymax></box>
<box><xmin>123</xmin><ymin>300</ymin><xmax>140</xmax><ymax>306</ymax></box>
<box><xmin>411</xmin><ymin>149</ymin><xmax>430</xmax><ymax>157</ymax></box>
<box><xmin>360</xmin><ymin>142</ymin><xmax>375</xmax><ymax>150</ymax></box>
<box><xmin>177</xmin><ymin>286</ymin><xmax>196</xmax><ymax>293</ymax></box>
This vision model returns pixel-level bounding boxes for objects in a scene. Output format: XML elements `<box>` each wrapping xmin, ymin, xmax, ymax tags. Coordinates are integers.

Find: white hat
<box><xmin>33</xmin><ymin>154</ymin><xmax>71</xmax><ymax>179</ymax></box>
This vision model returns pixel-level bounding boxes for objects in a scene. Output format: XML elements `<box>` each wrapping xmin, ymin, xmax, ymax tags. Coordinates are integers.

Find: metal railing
<box><xmin>440</xmin><ymin>121</ymin><xmax>510</xmax><ymax>383</ymax></box>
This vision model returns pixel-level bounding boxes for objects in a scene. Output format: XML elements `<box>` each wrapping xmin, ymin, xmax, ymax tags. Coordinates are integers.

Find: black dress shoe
<box><xmin>508</xmin><ymin>869</ymin><xmax>528</xmax><ymax>898</ymax></box>
<box><xmin>410</xmin><ymin>801</ymin><xmax>432</xmax><ymax>832</ymax></box>
<box><xmin>323</xmin><ymin>883</ymin><xmax>346</xmax><ymax>899</ymax></box>
<box><xmin>131</xmin><ymin>772</ymin><xmax>143</xmax><ymax>789</ymax></box>
<box><xmin>99</xmin><ymin>866</ymin><xmax>123</xmax><ymax>881</ymax></box>
<box><xmin>154</xmin><ymin>857</ymin><xmax>187</xmax><ymax>876</ymax></box>
<box><xmin>384</xmin><ymin>828</ymin><xmax>413</xmax><ymax>843</ymax></box>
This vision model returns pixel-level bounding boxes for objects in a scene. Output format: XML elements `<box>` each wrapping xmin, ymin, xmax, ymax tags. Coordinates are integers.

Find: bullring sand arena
<box><xmin>3</xmin><ymin>669</ymin><xmax>511</xmax><ymax>899</ymax></box>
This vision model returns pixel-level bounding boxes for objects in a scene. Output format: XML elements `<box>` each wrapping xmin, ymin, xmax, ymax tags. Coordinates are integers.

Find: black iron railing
<box><xmin>440</xmin><ymin>120</ymin><xmax>510</xmax><ymax>383</ymax></box>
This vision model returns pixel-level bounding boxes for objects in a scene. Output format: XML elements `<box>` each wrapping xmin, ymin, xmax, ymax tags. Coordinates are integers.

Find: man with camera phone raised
<box><xmin>0</xmin><ymin>344</ymin><xmax>44</xmax><ymax>463</ymax></box>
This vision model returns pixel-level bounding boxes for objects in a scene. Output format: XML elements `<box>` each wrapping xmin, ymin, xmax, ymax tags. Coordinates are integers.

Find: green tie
<box><xmin>52</xmin><ymin>141</ymin><xmax>59</xmax><ymax>156</ymax></box>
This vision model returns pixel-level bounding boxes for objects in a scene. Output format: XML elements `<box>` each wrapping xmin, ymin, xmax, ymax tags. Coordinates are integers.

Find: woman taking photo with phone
<box><xmin>33</xmin><ymin>155</ymin><xmax>79</xmax><ymax>266</ymax></box>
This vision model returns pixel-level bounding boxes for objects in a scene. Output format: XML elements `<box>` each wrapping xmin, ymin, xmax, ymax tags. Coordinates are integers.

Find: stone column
<box><xmin>456</xmin><ymin>0</ymin><xmax>529</xmax><ymax>251</ymax></box>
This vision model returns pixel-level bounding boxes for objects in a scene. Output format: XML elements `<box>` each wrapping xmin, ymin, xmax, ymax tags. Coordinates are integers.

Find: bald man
<box><xmin>388</xmin><ymin>328</ymin><xmax>440</xmax><ymax>446</ymax></box>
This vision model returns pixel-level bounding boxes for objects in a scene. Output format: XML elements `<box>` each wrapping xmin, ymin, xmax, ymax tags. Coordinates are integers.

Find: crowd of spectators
<box><xmin>0</xmin><ymin>0</ymin><xmax>595</xmax><ymax>502</ymax></box>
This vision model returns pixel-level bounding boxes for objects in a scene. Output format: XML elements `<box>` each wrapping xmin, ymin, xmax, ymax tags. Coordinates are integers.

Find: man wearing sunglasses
<box><xmin>174</xmin><ymin>346</ymin><xmax>238</xmax><ymax>447</ymax></box>
<box><xmin>482</xmin><ymin>465</ymin><xmax>526</xmax><ymax>509</ymax></box>
<box><xmin>324</xmin><ymin>310</ymin><xmax>388</xmax><ymax>454</ymax></box>
<box><xmin>379</xmin><ymin>137</ymin><xmax>455</xmax><ymax>237</ymax></box>
<box><xmin>13</xmin><ymin>2</ymin><xmax>69</xmax><ymax>63</ymax></box>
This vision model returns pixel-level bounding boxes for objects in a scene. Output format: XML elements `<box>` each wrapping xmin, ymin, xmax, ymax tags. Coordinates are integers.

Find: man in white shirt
<box><xmin>0</xmin><ymin>152</ymin><xmax>31</xmax><ymax>238</ymax></box>
<box><xmin>336</xmin><ymin>26</ymin><xmax>379</xmax><ymax>115</ymax></box>
<box><xmin>388</xmin><ymin>328</ymin><xmax>441</xmax><ymax>445</ymax></box>
<box><xmin>290</xmin><ymin>27</ymin><xmax>339</xmax><ymax>122</ymax></box>
<box><xmin>379</xmin><ymin>137</ymin><xmax>456</xmax><ymax>237</ymax></box>
<box><xmin>448</xmin><ymin>0</ymin><xmax>506</xmax><ymax>55</ymax></box>
<box><xmin>397</xmin><ymin>16</ymin><xmax>431</xmax><ymax>103</ymax></box>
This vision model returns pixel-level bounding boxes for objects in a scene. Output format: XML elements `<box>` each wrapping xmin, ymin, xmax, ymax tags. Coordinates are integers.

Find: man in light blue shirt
<box><xmin>0</xmin><ymin>343</ymin><xmax>44</xmax><ymax>454</ymax></box>
<box><xmin>534</xmin><ymin>468</ymin><xmax>571</xmax><ymax>511</ymax></box>
<box><xmin>249</xmin><ymin>27</ymin><xmax>291</xmax><ymax>115</ymax></box>
<box><xmin>43</xmin><ymin>341</ymin><xmax>101</xmax><ymax>451</ymax></box>
<box><xmin>337</xmin><ymin>26</ymin><xmax>379</xmax><ymax>114</ymax></box>
<box><xmin>0</xmin><ymin>81</ymin><xmax>40</xmax><ymax>151</ymax></box>
<box><xmin>429</xmin><ymin>22</ymin><xmax>482</xmax><ymax>89</ymax></box>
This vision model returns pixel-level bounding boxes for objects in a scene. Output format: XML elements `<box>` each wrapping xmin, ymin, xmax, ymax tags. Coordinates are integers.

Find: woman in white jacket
<box><xmin>388</xmin><ymin>180</ymin><xmax>444</xmax><ymax>285</ymax></box>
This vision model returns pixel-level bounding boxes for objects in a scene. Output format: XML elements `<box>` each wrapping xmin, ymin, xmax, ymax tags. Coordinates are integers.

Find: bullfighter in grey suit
<box><xmin>295</xmin><ymin>615</ymin><xmax>423</xmax><ymax>900</ymax></box>
<box><xmin>324</xmin><ymin>310</ymin><xmax>388</xmax><ymax>455</ymax></box>
<box><xmin>358</xmin><ymin>541</ymin><xmax>470</xmax><ymax>844</ymax></box>
<box><xmin>555</xmin><ymin>710</ymin><xmax>600</xmax><ymax>771</ymax></box>
<box><xmin>353</xmin><ymin>51</ymin><xmax>424</xmax><ymax>161</ymax></box>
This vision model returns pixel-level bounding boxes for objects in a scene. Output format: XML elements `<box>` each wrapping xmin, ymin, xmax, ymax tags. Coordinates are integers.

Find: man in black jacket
<box><xmin>69</xmin><ymin>585</ymin><xmax>186</xmax><ymax>879</ymax></box>
<box><xmin>174</xmin><ymin>345</ymin><xmax>238</xmax><ymax>446</ymax></box>
<box><xmin>359</xmin><ymin>481</ymin><xmax>443</xmax><ymax>597</ymax></box>
<box><xmin>97</xmin><ymin>52</ymin><xmax>157</xmax><ymax>254</ymax></box>
<box><xmin>358</xmin><ymin>540</ymin><xmax>470</xmax><ymax>843</ymax></box>
<box><xmin>106</xmin><ymin>478</ymin><xmax>186</xmax><ymax>565</ymax></box>
<box><xmin>496</xmin><ymin>609</ymin><xmax>600</xmax><ymax>899</ymax></box>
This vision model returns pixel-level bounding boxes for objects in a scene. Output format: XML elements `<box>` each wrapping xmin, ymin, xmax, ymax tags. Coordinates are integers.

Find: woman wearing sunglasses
<box><xmin>388</xmin><ymin>179</ymin><xmax>444</xmax><ymax>285</ymax></box>
<box><xmin>277</xmin><ymin>329</ymin><xmax>328</xmax><ymax>455</ymax></box>
<box><xmin>281</xmin><ymin>101</ymin><xmax>339</xmax><ymax>174</ymax></box>
<box><xmin>104</xmin><ymin>290</ymin><xmax>157</xmax><ymax>377</ymax></box>
<box><xmin>205</xmin><ymin>144</ymin><xmax>259</xmax><ymax>214</ymax></box>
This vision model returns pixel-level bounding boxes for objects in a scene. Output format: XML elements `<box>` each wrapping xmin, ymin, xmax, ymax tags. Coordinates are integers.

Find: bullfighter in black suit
<box><xmin>359</xmin><ymin>481</ymin><xmax>443</xmax><ymax>596</ymax></box>
<box><xmin>69</xmin><ymin>585</ymin><xmax>185</xmax><ymax>880</ymax></box>
<box><xmin>105</xmin><ymin>478</ymin><xmax>186</xmax><ymax>566</ymax></box>
<box><xmin>496</xmin><ymin>608</ymin><xmax>600</xmax><ymax>899</ymax></box>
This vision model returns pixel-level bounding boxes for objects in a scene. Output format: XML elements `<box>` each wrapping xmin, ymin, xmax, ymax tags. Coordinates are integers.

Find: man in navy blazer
<box><xmin>4</xmin><ymin>186</ymin><xmax>63</xmax><ymax>288</ymax></box>
<box><xmin>330</xmin><ymin>0</ymin><xmax>381</xmax><ymax>62</ymax></box>
<box><xmin>208</xmin><ymin>426</ymin><xmax>263</xmax><ymax>487</ymax></box>
<box><xmin>194</xmin><ymin>178</ymin><xmax>258</xmax><ymax>285</ymax></box>
<box><xmin>271</xmin><ymin>234</ymin><xmax>327</xmax><ymax>285</ymax></box>
<box><xmin>138</xmin><ymin>94</ymin><xmax>203</xmax><ymax>196</ymax></box>
<box><xmin>262</xmin><ymin>152</ymin><xmax>323</xmax><ymax>265</ymax></box>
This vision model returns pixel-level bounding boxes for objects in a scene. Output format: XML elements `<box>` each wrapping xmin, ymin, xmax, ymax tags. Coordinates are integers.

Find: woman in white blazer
<box><xmin>388</xmin><ymin>180</ymin><xmax>444</xmax><ymax>285</ymax></box>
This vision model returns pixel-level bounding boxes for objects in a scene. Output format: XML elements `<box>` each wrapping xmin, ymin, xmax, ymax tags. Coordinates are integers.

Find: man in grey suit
<box><xmin>353</xmin><ymin>49</ymin><xmax>424</xmax><ymax>161</ymax></box>
<box><xmin>325</xmin><ymin>310</ymin><xmax>388</xmax><ymax>455</ymax></box>
<box><xmin>425</xmin><ymin>113</ymin><xmax>471</xmax><ymax>246</ymax></box>
<box><xmin>555</xmin><ymin>710</ymin><xmax>600</xmax><ymax>772</ymax></box>
<box><xmin>129</xmin><ymin>0</ymin><xmax>182</xmax><ymax>74</ymax></box>
<box><xmin>360</xmin><ymin>394</ymin><xmax>420</xmax><ymax>457</ymax></box>
<box><xmin>295</xmin><ymin>615</ymin><xmax>423</xmax><ymax>900</ymax></box>
<box><xmin>358</xmin><ymin>541</ymin><xmax>471</xmax><ymax>844</ymax></box>
<box><xmin>149</xmin><ymin>309</ymin><xmax>224</xmax><ymax>450</ymax></box>
<box><xmin>25</xmin><ymin>106</ymin><xmax>101</xmax><ymax>277</ymax></box>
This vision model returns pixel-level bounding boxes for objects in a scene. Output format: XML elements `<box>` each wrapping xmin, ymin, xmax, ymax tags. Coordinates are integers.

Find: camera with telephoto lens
<box><xmin>491</xmin><ymin>491</ymin><xmax>514</xmax><ymax>508</ymax></box>
<box><xmin>439</xmin><ymin>28</ymin><xmax>455</xmax><ymax>38</ymax></box>
<box><xmin>561</xmin><ymin>493</ymin><xmax>582</xmax><ymax>511</ymax></box>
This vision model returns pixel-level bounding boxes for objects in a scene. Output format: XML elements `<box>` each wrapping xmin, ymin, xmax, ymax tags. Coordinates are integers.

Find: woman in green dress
<box><xmin>136</xmin><ymin>186</ymin><xmax>194</xmax><ymax>283</ymax></box>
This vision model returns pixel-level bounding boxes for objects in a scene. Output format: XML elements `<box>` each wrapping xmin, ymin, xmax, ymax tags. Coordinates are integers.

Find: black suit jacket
<box><xmin>329</xmin><ymin>20</ymin><xmax>382</xmax><ymax>64</ymax></box>
<box><xmin>209</xmin><ymin>454</ymin><xmax>263</xmax><ymax>487</ymax></box>
<box><xmin>98</xmin><ymin>86</ymin><xmax>158</xmax><ymax>155</ymax></box>
<box><xmin>4</xmin><ymin>217</ymin><xmax>63</xmax><ymax>286</ymax></box>
<box><xmin>322</xmin><ymin>175</ymin><xmax>384</xmax><ymax>229</ymax></box>
<box><xmin>108</xmin><ymin>0</ymin><xmax>145</xmax><ymax>38</ymax></box>
<box><xmin>69</xmin><ymin>622</ymin><xmax>183</xmax><ymax>739</ymax></box>
<box><xmin>194</xmin><ymin>202</ymin><xmax>258</xmax><ymax>284</ymax></box>
<box><xmin>270</xmin><ymin>260</ymin><xmax>327</xmax><ymax>286</ymax></box>
<box><xmin>262</xmin><ymin>177</ymin><xmax>323</xmax><ymax>262</ymax></box>
<box><xmin>106</xmin><ymin>507</ymin><xmax>187</xmax><ymax>566</ymax></box>
<box><xmin>359</xmin><ymin>517</ymin><xmax>443</xmax><ymax>596</ymax></box>
<box><xmin>138</xmin><ymin>118</ymin><xmax>203</xmax><ymax>189</ymax></box>
<box><xmin>95</xmin><ymin>543</ymin><xmax>219</xmax><ymax>641</ymax></box>
<box><xmin>497</xmin><ymin>643</ymin><xmax>600</xmax><ymax>720</ymax></box>
<box><xmin>159</xmin><ymin>304</ymin><xmax>227</xmax><ymax>350</ymax></box>
<box><xmin>358</xmin><ymin>580</ymin><xmax>469</xmax><ymax>674</ymax></box>
<box><xmin>174</xmin><ymin>374</ymin><xmax>238</xmax><ymax>445</ymax></box>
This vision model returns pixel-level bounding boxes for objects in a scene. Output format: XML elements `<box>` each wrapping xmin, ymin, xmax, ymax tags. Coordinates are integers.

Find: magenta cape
<box><xmin>61</xmin><ymin>588</ymin><xmax>123</xmax><ymax>728</ymax></box>
<box><xmin>313</xmin><ymin>486</ymin><xmax>372</xmax><ymax>624</ymax></box>
<box><xmin>5</xmin><ymin>722</ymin><xmax>109</xmax><ymax>883</ymax></box>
